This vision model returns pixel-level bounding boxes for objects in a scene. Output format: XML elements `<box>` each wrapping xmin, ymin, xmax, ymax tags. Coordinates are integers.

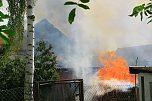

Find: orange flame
<box><xmin>98</xmin><ymin>51</ymin><xmax>136</xmax><ymax>83</ymax></box>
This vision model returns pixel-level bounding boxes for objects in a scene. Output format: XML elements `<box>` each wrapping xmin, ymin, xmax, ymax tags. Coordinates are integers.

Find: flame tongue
<box><xmin>98</xmin><ymin>51</ymin><xmax>136</xmax><ymax>83</ymax></box>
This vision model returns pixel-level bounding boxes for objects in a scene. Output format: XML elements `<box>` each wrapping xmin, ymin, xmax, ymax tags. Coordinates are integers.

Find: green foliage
<box><xmin>78</xmin><ymin>4</ymin><xmax>90</xmax><ymax>9</ymax></box>
<box><xmin>80</xmin><ymin>0</ymin><xmax>89</xmax><ymax>3</ymax></box>
<box><xmin>64</xmin><ymin>0</ymin><xmax>90</xmax><ymax>24</ymax></box>
<box><xmin>0</xmin><ymin>0</ymin><xmax>2</xmax><ymax>7</ymax></box>
<box><xmin>64</xmin><ymin>1</ymin><xmax>77</xmax><ymax>5</ymax></box>
<box><xmin>6</xmin><ymin>0</ymin><xmax>26</xmax><ymax>52</ymax></box>
<box><xmin>0</xmin><ymin>41</ymin><xmax>59</xmax><ymax>89</ymax></box>
<box><xmin>34</xmin><ymin>41</ymin><xmax>59</xmax><ymax>81</ymax></box>
<box><xmin>68</xmin><ymin>8</ymin><xmax>76</xmax><ymax>24</ymax></box>
<box><xmin>0</xmin><ymin>57</ymin><xmax>26</xmax><ymax>89</ymax></box>
<box><xmin>130</xmin><ymin>0</ymin><xmax>152</xmax><ymax>24</ymax></box>
<box><xmin>0</xmin><ymin>1</ymin><xmax>15</xmax><ymax>45</ymax></box>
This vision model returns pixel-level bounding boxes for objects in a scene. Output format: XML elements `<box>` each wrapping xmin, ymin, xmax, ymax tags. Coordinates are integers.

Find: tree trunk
<box><xmin>24</xmin><ymin>0</ymin><xmax>35</xmax><ymax>101</ymax></box>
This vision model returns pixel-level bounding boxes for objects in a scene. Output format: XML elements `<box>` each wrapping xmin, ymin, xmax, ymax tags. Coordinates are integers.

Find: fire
<box><xmin>98</xmin><ymin>51</ymin><xmax>136</xmax><ymax>83</ymax></box>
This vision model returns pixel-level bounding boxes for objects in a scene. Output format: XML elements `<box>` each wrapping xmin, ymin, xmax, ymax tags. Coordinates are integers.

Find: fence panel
<box><xmin>84</xmin><ymin>85</ymin><xmax>138</xmax><ymax>101</ymax></box>
<box><xmin>0</xmin><ymin>83</ymin><xmax>139</xmax><ymax>101</ymax></box>
<box><xmin>34</xmin><ymin>79</ymin><xmax>84</xmax><ymax>101</ymax></box>
<box><xmin>0</xmin><ymin>87</ymin><xmax>24</xmax><ymax>101</ymax></box>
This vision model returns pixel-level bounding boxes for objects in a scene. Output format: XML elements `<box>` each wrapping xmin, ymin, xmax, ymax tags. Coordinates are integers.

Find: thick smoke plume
<box><xmin>34</xmin><ymin>0</ymin><xmax>152</xmax><ymax>99</ymax></box>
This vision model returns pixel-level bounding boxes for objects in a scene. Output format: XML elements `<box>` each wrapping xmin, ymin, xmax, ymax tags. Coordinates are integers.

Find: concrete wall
<box><xmin>138</xmin><ymin>73</ymin><xmax>152</xmax><ymax>101</ymax></box>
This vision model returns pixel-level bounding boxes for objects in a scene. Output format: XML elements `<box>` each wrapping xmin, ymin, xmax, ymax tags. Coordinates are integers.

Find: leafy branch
<box><xmin>64</xmin><ymin>0</ymin><xmax>90</xmax><ymax>24</ymax></box>
<box><xmin>0</xmin><ymin>0</ymin><xmax>15</xmax><ymax>45</ymax></box>
<box><xmin>129</xmin><ymin>0</ymin><xmax>152</xmax><ymax>24</ymax></box>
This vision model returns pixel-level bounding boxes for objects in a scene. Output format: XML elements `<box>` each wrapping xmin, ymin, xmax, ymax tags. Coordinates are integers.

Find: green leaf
<box><xmin>146</xmin><ymin>10</ymin><xmax>152</xmax><ymax>14</ymax></box>
<box><xmin>3</xmin><ymin>30</ymin><xmax>16</xmax><ymax>37</ymax></box>
<box><xmin>145</xmin><ymin>5</ymin><xmax>151</xmax><ymax>10</ymax></box>
<box><xmin>0</xmin><ymin>11</ymin><xmax>9</xmax><ymax>19</ymax></box>
<box><xmin>3</xmin><ymin>14</ymin><xmax>10</xmax><ymax>19</ymax></box>
<box><xmin>140</xmin><ymin>12</ymin><xmax>143</xmax><ymax>21</ymax></box>
<box><xmin>147</xmin><ymin>19</ymin><xmax>152</xmax><ymax>24</ymax></box>
<box><xmin>0</xmin><ymin>0</ymin><xmax>3</xmax><ymax>7</ymax></box>
<box><xmin>148</xmin><ymin>16</ymin><xmax>152</xmax><ymax>18</ymax></box>
<box><xmin>0</xmin><ymin>11</ymin><xmax>5</xmax><ymax>17</ymax></box>
<box><xmin>78</xmin><ymin>4</ymin><xmax>90</xmax><ymax>9</ymax></box>
<box><xmin>64</xmin><ymin>1</ymin><xmax>77</xmax><ymax>5</ymax></box>
<box><xmin>129</xmin><ymin>4</ymin><xmax>145</xmax><ymax>17</ymax></box>
<box><xmin>0</xmin><ymin>17</ymin><xmax>4</xmax><ymax>22</ymax></box>
<box><xmin>0</xmin><ymin>32</ymin><xmax>9</xmax><ymax>44</ymax></box>
<box><xmin>80</xmin><ymin>0</ymin><xmax>90</xmax><ymax>3</ymax></box>
<box><xmin>144</xmin><ymin>10</ymin><xmax>148</xmax><ymax>16</ymax></box>
<box><xmin>0</xmin><ymin>25</ymin><xmax>7</xmax><ymax>29</ymax></box>
<box><xmin>68</xmin><ymin>8</ymin><xmax>76</xmax><ymax>24</ymax></box>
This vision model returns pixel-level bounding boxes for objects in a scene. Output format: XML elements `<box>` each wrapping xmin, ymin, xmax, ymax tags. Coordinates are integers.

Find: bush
<box><xmin>34</xmin><ymin>41</ymin><xmax>59</xmax><ymax>81</ymax></box>
<box><xmin>0</xmin><ymin>41</ymin><xmax>59</xmax><ymax>89</ymax></box>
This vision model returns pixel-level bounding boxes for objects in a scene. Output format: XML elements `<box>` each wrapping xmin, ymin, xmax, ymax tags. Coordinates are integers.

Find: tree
<box><xmin>24</xmin><ymin>0</ymin><xmax>35</xmax><ymax>100</ymax></box>
<box><xmin>7</xmin><ymin>0</ymin><xmax>26</xmax><ymax>52</ymax></box>
<box><xmin>0</xmin><ymin>41</ymin><xmax>59</xmax><ymax>90</ymax></box>
<box><xmin>0</xmin><ymin>56</ymin><xmax>25</xmax><ymax>89</ymax></box>
<box><xmin>129</xmin><ymin>0</ymin><xmax>152</xmax><ymax>24</ymax></box>
<box><xmin>34</xmin><ymin>41</ymin><xmax>59</xmax><ymax>81</ymax></box>
<box><xmin>24</xmin><ymin>0</ymin><xmax>90</xmax><ymax>100</ymax></box>
<box><xmin>0</xmin><ymin>0</ymin><xmax>16</xmax><ymax>76</ymax></box>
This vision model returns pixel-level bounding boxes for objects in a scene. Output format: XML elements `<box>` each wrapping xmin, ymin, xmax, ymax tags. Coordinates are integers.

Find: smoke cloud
<box><xmin>34</xmin><ymin>0</ymin><xmax>152</xmax><ymax>50</ymax></box>
<box><xmin>34</xmin><ymin>0</ymin><xmax>151</xmax><ymax>98</ymax></box>
<box><xmin>34</xmin><ymin>0</ymin><xmax>152</xmax><ymax>78</ymax></box>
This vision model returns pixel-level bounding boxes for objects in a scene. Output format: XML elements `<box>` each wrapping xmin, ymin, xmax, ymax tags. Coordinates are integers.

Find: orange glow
<box><xmin>98</xmin><ymin>51</ymin><xmax>137</xmax><ymax>83</ymax></box>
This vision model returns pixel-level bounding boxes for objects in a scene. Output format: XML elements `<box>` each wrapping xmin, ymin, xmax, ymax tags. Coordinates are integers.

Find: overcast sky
<box><xmin>34</xmin><ymin>0</ymin><xmax>152</xmax><ymax>50</ymax></box>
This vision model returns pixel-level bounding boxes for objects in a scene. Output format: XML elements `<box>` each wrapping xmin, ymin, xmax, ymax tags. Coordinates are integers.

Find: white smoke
<box><xmin>34</xmin><ymin>0</ymin><xmax>148</xmax><ymax>100</ymax></box>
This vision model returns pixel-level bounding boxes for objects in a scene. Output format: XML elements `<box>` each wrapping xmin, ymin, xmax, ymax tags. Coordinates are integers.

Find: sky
<box><xmin>34</xmin><ymin>0</ymin><xmax>152</xmax><ymax>51</ymax></box>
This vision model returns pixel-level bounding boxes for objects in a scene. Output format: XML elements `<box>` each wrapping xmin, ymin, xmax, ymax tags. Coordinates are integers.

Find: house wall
<box><xmin>138</xmin><ymin>73</ymin><xmax>152</xmax><ymax>101</ymax></box>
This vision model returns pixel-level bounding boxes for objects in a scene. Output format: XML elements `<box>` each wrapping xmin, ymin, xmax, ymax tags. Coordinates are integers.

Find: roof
<box><xmin>116</xmin><ymin>44</ymin><xmax>152</xmax><ymax>66</ymax></box>
<box><xmin>129</xmin><ymin>66</ymin><xmax>152</xmax><ymax>74</ymax></box>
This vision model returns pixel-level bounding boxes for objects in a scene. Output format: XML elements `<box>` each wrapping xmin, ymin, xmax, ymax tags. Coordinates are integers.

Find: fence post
<box><xmin>34</xmin><ymin>82</ymin><xmax>40</xmax><ymax>101</ymax></box>
<box><xmin>79</xmin><ymin>79</ymin><xmax>84</xmax><ymax>101</ymax></box>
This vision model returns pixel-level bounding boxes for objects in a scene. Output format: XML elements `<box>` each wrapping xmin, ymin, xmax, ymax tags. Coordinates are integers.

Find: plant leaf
<box><xmin>147</xmin><ymin>19</ymin><xmax>152</xmax><ymax>24</ymax></box>
<box><xmin>0</xmin><ymin>0</ymin><xmax>3</xmax><ymax>7</ymax></box>
<box><xmin>148</xmin><ymin>15</ymin><xmax>152</xmax><ymax>18</ymax></box>
<box><xmin>80</xmin><ymin>0</ymin><xmax>89</xmax><ymax>3</ymax></box>
<box><xmin>0</xmin><ymin>11</ymin><xmax>9</xmax><ymax>19</ymax></box>
<box><xmin>3</xmin><ymin>30</ymin><xmax>16</xmax><ymax>37</ymax></box>
<box><xmin>144</xmin><ymin>10</ymin><xmax>148</xmax><ymax>16</ymax></box>
<box><xmin>0</xmin><ymin>25</ymin><xmax>7</xmax><ymax>29</ymax></box>
<box><xmin>3</xmin><ymin>14</ymin><xmax>10</xmax><ymax>19</ymax></box>
<box><xmin>68</xmin><ymin>8</ymin><xmax>76</xmax><ymax>24</ymax></box>
<box><xmin>146</xmin><ymin>10</ymin><xmax>152</xmax><ymax>14</ymax></box>
<box><xmin>64</xmin><ymin>1</ymin><xmax>77</xmax><ymax>5</ymax></box>
<box><xmin>0</xmin><ymin>32</ymin><xmax>9</xmax><ymax>44</ymax></box>
<box><xmin>0</xmin><ymin>17</ymin><xmax>4</xmax><ymax>22</ymax></box>
<box><xmin>140</xmin><ymin>12</ymin><xmax>143</xmax><ymax>21</ymax></box>
<box><xmin>129</xmin><ymin>4</ymin><xmax>145</xmax><ymax>17</ymax></box>
<box><xmin>0</xmin><ymin>11</ymin><xmax>5</xmax><ymax>17</ymax></box>
<box><xmin>78</xmin><ymin>4</ymin><xmax>90</xmax><ymax>9</ymax></box>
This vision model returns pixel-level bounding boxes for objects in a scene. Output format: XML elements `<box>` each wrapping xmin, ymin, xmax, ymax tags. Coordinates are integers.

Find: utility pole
<box><xmin>135</xmin><ymin>57</ymin><xmax>138</xmax><ymax>101</ymax></box>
